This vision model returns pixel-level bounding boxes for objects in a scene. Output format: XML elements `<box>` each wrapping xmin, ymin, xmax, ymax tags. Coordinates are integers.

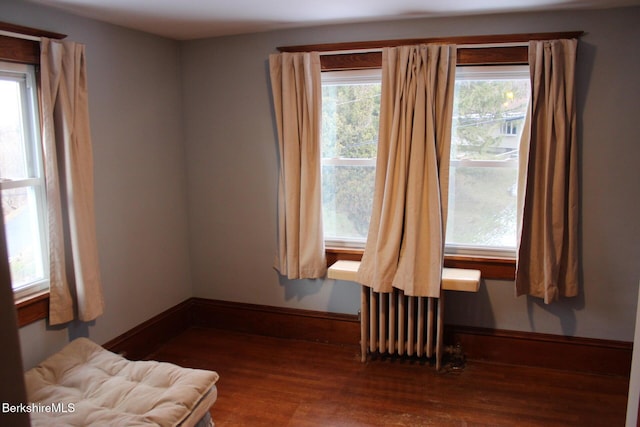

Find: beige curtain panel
<box><xmin>269</xmin><ymin>52</ymin><xmax>327</xmax><ymax>279</ymax></box>
<box><xmin>357</xmin><ymin>44</ymin><xmax>456</xmax><ymax>298</ymax></box>
<box><xmin>40</xmin><ymin>38</ymin><xmax>104</xmax><ymax>325</ymax></box>
<box><xmin>516</xmin><ymin>39</ymin><xmax>579</xmax><ymax>303</ymax></box>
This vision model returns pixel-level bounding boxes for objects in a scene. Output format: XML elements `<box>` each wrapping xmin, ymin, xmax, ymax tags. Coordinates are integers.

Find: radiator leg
<box><xmin>360</xmin><ymin>285</ymin><xmax>368</xmax><ymax>362</ymax></box>
<box><xmin>436</xmin><ymin>290</ymin><xmax>445</xmax><ymax>371</ymax></box>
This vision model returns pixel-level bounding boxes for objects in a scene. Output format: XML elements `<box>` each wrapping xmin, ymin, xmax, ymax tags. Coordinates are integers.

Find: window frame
<box><xmin>1</xmin><ymin>61</ymin><xmax>50</xmax><ymax>300</ymax></box>
<box><xmin>320</xmin><ymin>60</ymin><xmax>531</xmax><ymax>273</ymax></box>
<box><xmin>1</xmin><ymin>21</ymin><xmax>66</xmax><ymax>326</ymax></box>
<box><xmin>295</xmin><ymin>33</ymin><xmax>586</xmax><ymax>280</ymax></box>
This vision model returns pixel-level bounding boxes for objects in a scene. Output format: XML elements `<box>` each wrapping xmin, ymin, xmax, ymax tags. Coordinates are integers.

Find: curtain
<box><xmin>516</xmin><ymin>39</ymin><xmax>579</xmax><ymax>303</ymax></box>
<box><xmin>269</xmin><ymin>52</ymin><xmax>326</xmax><ymax>279</ymax></box>
<box><xmin>40</xmin><ymin>38</ymin><xmax>104</xmax><ymax>325</ymax></box>
<box><xmin>357</xmin><ymin>44</ymin><xmax>456</xmax><ymax>297</ymax></box>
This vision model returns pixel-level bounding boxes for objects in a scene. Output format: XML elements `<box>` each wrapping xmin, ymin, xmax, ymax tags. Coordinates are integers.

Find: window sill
<box><xmin>15</xmin><ymin>291</ymin><xmax>49</xmax><ymax>327</ymax></box>
<box><xmin>326</xmin><ymin>247</ymin><xmax>515</xmax><ymax>281</ymax></box>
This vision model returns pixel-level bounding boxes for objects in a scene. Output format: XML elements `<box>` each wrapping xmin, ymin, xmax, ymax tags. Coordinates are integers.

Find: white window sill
<box><xmin>327</xmin><ymin>260</ymin><xmax>480</xmax><ymax>292</ymax></box>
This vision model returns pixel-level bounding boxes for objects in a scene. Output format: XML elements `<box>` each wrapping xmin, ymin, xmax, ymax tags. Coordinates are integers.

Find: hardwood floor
<box><xmin>148</xmin><ymin>327</ymin><xmax>630</xmax><ymax>426</ymax></box>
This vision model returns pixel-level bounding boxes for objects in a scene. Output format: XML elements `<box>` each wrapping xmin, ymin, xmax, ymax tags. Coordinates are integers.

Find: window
<box><xmin>321</xmin><ymin>69</ymin><xmax>381</xmax><ymax>248</ymax></box>
<box><xmin>447</xmin><ymin>65</ymin><xmax>530</xmax><ymax>258</ymax></box>
<box><xmin>501</xmin><ymin>119</ymin><xmax>519</xmax><ymax>136</ymax></box>
<box><xmin>0</xmin><ymin>61</ymin><xmax>49</xmax><ymax>299</ymax></box>
<box><xmin>321</xmin><ymin>64</ymin><xmax>530</xmax><ymax>260</ymax></box>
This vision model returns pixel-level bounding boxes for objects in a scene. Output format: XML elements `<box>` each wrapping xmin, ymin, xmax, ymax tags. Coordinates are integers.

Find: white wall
<box><xmin>2</xmin><ymin>0</ymin><xmax>193</xmax><ymax>369</ymax></box>
<box><xmin>181</xmin><ymin>7</ymin><xmax>640</xmax><ymax>342</ymax></box>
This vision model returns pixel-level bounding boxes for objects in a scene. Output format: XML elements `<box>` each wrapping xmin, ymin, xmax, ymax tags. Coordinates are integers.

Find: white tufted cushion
<box><xmin>24</xmin><ymin>338</ymin><xmax>219</xmax><ymax>427</ymax></box>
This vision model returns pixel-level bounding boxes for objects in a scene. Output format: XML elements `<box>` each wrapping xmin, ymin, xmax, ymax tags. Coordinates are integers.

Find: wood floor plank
<box><xmin>147</xmin><ymin>327</ymin><xmax>630</xmax><ymax>426</ymax></box>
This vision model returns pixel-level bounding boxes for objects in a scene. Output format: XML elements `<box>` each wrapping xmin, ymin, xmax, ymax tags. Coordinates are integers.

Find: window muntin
<box><xmin>321</xmin><ymin>69</ymin><xmax>381</xmax><ymax>248</ymax></box>
<box><xmin>0</xmin><ymin>62</ymin><xmax>49</xmax><ymax>298</ymax></box>
<box><xmin>447</xmin><ymin>65</ymin><xmax>530</xmax><ymax>258</ymax></box>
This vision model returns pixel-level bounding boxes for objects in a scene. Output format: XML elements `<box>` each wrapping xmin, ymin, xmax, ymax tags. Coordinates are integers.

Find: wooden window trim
<box><xmin>0</xmin><ymin>21</ymin><xmax>66</xmax><ymax>40</ymax></box>
<box><xmin>281</xmin><ymin>31</ymin><xmax>583</xmax><ymax>71</ymax></box>
<box><xmin>1</xmin><ymin>22</ymin><xmax>65</xmax><ymax>327</ymax></box>
<box><xmin>0</xmin><ymin>35</ymin><xmax>41</xmax><ymax>63</ymax></box>
<box><xmin>278</xmin><ymin>31</ymin><xmax>584</xmax><ymax>53</ymax></box>
<box><xmin>15</xmin><ymin>291</ymin><xmax>50</xmax><ymax>327</ymax></box>
<box><xmin>318</xmin><ymin>46</ymin><xmax>530</xmax><ymax>70</ymax></box>
<box><xmin>0</xmin><ymin>21</ymin><xmax>66</xmax><ymax>63</ymax></box>
<box><xmin>302</xmin><ymin>32</ymin><xmax>586</xmax><ymax>280</ymax></box>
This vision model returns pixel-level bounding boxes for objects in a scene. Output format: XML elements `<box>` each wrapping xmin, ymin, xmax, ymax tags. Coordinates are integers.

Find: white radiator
<box><xmin>360</xmin><ymin>286</ymin><xmax>444</xmax><ymax>369</ymax></box>
<box><xmin>326</xmin><ymin>260</ymin><xmax>480</xmax><ymax>371</ymax></box>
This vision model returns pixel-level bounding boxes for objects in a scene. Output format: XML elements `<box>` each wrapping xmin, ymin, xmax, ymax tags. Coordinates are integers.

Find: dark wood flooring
<box><xmin>148</xmin><ymin>327</ymin><xmax>630</xmax><ymax>426</ymax></box>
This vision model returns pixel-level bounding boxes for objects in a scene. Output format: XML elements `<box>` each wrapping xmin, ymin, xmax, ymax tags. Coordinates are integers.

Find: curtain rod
<box><xmin>0</xmin><ymin>30</ymin><xmax>40</xmax><ymax>41</ymax></box>
<box><xmin>319</xmin><ymin>41</ymin><xmax>530</xmax><ymax>57</ymax></box>
<box><xmin>0</xmin><ymin>21</ymin><xmax>67</xmax><ymax>41</ymax></box>
<box><xmin>277</xmin><ymin>31</ymin><xmax>584</xmax><ymax>52</ymax></box>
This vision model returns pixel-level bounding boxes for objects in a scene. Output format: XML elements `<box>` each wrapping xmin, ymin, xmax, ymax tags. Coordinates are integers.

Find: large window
<box><xmin>0</xmin><ymin>61</ymin><xmax>49</xmax><ymax>299</ymax></box>
<box><xmin>320</xmin><ymin>64</ymin><xmax>530</xmax><ymax>259</ymax></box>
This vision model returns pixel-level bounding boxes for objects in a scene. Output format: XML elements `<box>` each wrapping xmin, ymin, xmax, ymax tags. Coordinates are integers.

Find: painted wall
<box><xmin>182</xmin><ymin>7</ymin><xmax>640</xmax><ymax>342</ymax></box>
<box><xmin>2</xmin><ymin>0</ymin><xmax>193</xmax><ymax>369</ymax></box>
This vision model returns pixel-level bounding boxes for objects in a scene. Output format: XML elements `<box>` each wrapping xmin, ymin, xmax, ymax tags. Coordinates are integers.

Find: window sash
<box><xmin>448</xmin><ymin>64</ymin><xmax>529</xmax><ymax>257</ymax></box>
<box><xmin>321</xmin><ymin>69</ymin><xmax>380</xmax><ymax>248</ymax></box>
<box><xmin>1</xmin><ymin>182</ymin><xmax>49</xmax><ymax>297</ymax></box>
<box><xmin>0</xmin><ymin>62</ymin><xmax>49</xmax><ymax>298</ymax></box>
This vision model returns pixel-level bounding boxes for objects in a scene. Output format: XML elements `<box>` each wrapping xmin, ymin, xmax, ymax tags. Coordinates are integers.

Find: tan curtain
<box><xmin>269</xmin><ymin>52</ymin><xmax>326</xmax><ymax>279</ymax></box>
<box><xmin>357</xmin><ymin>44</ymin><xmax>456</xmax><ymax>297</ymax></box>
<box><xmin>40</xmin><ymin>38</ymin><xmax>104</xmax><ymax>324</ymax></box>
<box><xmin>516</xmin><ymin>39</ymin><xmax>579</xmax><ymax>303</ymax></box>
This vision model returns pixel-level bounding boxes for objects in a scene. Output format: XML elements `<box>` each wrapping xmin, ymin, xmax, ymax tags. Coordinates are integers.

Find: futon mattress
<box><xmin>24</xmin><ymin>338</ymin><xmax>219</xmax><ymax>426</ymax></box>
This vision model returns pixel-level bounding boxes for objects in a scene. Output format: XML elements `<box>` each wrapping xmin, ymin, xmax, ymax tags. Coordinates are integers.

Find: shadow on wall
<box><xmin>526</xmin><ymin>290</ymin><xmax>585</xmax><ymax>337</ymax></box>
<box><xmin>278</xmin><ymin>274</ymin><xmax>361</xmax><ymax>315</ymax></box>
<box><xmin>444</xmin><ymin>279</ymin><xmax>497</xmax><ymax>329</ymax></box>
<box><xmin>279</xmin><ymin>276</ymin><xmax>323</xmax><ymax>301</ymax></box>
<box><xmin>44</xmin><ymin>318</ymin><xmax>96</xmax><ymax>344</ymax></box>
<box><xmin>444</xmin><ymin>278</ymin><xmax>585</xmax><ymax>337</ymax></box>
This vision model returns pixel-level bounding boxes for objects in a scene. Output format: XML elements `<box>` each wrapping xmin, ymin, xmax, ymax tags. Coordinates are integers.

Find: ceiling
<box><xmin>31</xmin><ymin>0</ymin><xmax>640</xmax><ymax>40</ymax></box>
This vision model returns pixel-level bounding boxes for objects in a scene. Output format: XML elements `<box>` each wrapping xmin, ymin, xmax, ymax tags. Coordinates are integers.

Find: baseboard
<box><xmin>102</xmin><ymin>299</ymin><xmax>192</xmax><ymax>360</ymax></box>
<box><xmin>103</xmin><ymin>297</ymin><xmax>632</xmax><ymax>376</ymax></box>
<box><xmin>444</xmin><ymin>324</ymin><xmax>633</xmax><ymax>376</ymax></box>
<box><xmin>189</xmin><ymin>298</ymin><xmax>360</xmax><ymax>346</ymax></box>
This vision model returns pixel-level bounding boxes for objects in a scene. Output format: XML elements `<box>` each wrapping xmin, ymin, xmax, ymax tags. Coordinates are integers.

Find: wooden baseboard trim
<box><xmin>102</xmin><ymin>299</ymin><xmax>193</xmax><ymax>360</ymax></box>
<box><xmin>444</xmin><ymin>324</ymin><xmax>633</xmax><ymax>376</ymax></box>
<box><xmin>190</xmin><ymin>298</ymin><xmax>360</xmax><ymax>346</ymax></box>
<box><xmin>102</xmin><ymin>298</ymin><xmax>632</xmax><ymax>376</ymax></box>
